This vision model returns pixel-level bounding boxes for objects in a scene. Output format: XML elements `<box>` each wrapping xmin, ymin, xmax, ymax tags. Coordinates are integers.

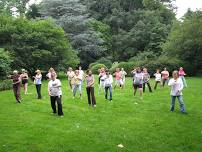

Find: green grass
<box><xmin>0</xmin><ymin>77</ymin><xmax>202</xmax><ymax>152</ymax></box>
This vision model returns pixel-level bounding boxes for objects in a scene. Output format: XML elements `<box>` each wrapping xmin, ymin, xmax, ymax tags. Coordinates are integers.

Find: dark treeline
<box><xmin>0</xmin><ymin>0</ymin><xmax>202</xmax><ymax>79</ymax></box>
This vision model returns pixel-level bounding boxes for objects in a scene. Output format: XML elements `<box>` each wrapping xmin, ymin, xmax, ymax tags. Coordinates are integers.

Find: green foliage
<box><xmin>96</xmin><ymin>57</ymin><xmax>112</xmax><ymax>68</ymax></box>
<box><xmin>90</xmin><ymin>63</ymin><xmax>107</xmax><ymax>74</ymax></box>
<box><xmin>0</xmin><ymin>15</ymin><xmax>79</xmax><ymax>74</ymax></box>
<box><xmin>0</xmin><ymin>48</ymin><xmax>12</xmax><ymax>79</ymax></box>
<box><xmin>162</xmin><ymin>11</ymin><xmax>202</xmax><ymax>75</ymax></box>
<box><xmin>129</xmin><ymin>51</ymin><xmax>157</xmax><ymax>62</ymax></box>
<box><xmin>0</xmin><ymin>79</ymin><xmax>12</xmax><ymax>91</ymax></box>
<box><xmin>89</xmin><ymin>62</ymin><xmax>98</xmax><ymax>69</ymax></box>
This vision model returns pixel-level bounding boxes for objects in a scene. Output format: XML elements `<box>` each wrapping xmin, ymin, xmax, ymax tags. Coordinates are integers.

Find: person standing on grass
<box><xmin>66</xmin><ymin>67</ymin><xmax>75</xmax><ymax>92</ymax></box>
<box><xmin>114</xmin><ymin>68</ymin><xmax>123</xmax><ymax>89</ymax></box>
<box><xmin>143</xmin><ymin>68</ymin><xmax>152</xmax><ymax>93</ymax></box>
<box><xmin>179</xmin><ymin>67</ymin><xmax>187</xmax><ymax>87</ymax></box>
<box><xmin>98</xmin><ymin>67</ymin><xmax>106</xmax><ymax>94</ymax></box>
<box><xmin>104</xmin><ymin>70</ymin><xmax>113</xmax><ymax>102</ymax></box>
<box><xmin>72</xmin><ymin>70</ymin><xmax>82</xmax><ymax>99</ymax></box>
<box><xmin>120</xmin><ymin>68</ymin><xmax>127</xmax><ymax>88</ymax></box>
<box><xmin>154</xmin><ymin>69</ymin><xmax>161</xmax><ymax>90</ymax></box>
<box><xmin>161</xmin><ymin>67</ymin><xmax>169</xmax><ymax>87</ymax></box>
<box><xmin>132</xmin><ymin>67</ymin><xmax>143</xmax><ymax>98</ymax></box>
<box><xmin>78</xmin><ymin>66</ymin><xmax>84</xmax><ymax>86</ymax></box>
<box><xmin>168</xmin><ymin>70</ymin><xmax>187</xmax><ymax>114</ymax></box>
<box><xmin>9</xmin><ymin>70</ymin><xmax>22</xmax><ymax>103</ymax></box>
<box><xmin>20</xmin><ymin>69</ymin><xmax>28</xmax><ymax>94</ymax></box>
<box><xmin>48</xmin><ymin>72</ymin><xmax>64</xmax><ymax>117</ymax></box>
<box><xmin>46</xmin><ymin>67</ymin><xmax>56</xmax><ymax>80</ymax></box>
<box><xmin>86</xmin><ymin>70</ymin><xmax>96</xmax><ymax>107</ymax></box>
<box><xmin>33</xmin><ymin>69</ymin><xmax>42</xmax><ymax>99</ymax></box>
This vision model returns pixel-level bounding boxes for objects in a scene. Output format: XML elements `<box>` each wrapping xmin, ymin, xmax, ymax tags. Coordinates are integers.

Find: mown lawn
<box><xmin>0</xmin><ymin>77</ymin><xmax>202</xmax><ymax>152</ymax></box>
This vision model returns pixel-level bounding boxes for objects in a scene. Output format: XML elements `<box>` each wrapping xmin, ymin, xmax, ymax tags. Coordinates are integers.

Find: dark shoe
<box><xmin>182</xmin><ymin>112</ymin><xmax>188</xmax><ymax>114</ymax></box>
<box><xmin>18</xmin><ymin>100</ymin><xmax>21</xmax><ymax>103</ymax></box>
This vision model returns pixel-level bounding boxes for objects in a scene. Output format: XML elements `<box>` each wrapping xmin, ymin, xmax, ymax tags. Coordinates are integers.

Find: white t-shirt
<box><xmin>154</xmin><ymin>73</ymin><xmax>161</xmax><ymax>81</ymax></box>
<box><xmin>168</xmin><ymin>78</ymin><xmax>184</xmax><ymax>96</ymax></box>
<box><xmin>67</xmin><ymin>71</ymin><xmax>75</xmax><ymax>80</ymax></box>
<box><xmin>79</xmin><ymin>70</ymin><xmax>84</xmax><ymax>80</ymax></box>
<box><xmin>48</xmin><ymin>79</ymin><xmax>62</xmax><ymax>96</ymax></box>
<box><xmin>104</xmin><ymin>75</ymin><xmax>113</xmax><ymax>87</ymax></box>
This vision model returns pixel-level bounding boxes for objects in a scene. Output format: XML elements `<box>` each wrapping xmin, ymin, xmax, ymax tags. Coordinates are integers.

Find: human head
<box><xmin>106</xmin><ymin>70</ymin><xmax>110</xmax><ymax>75</ymax></box>
<box><xmin>68</xmin><ymin>67</ymin><xmax>72</xmax><ymax>71</ymax></box>
<box><xmin>121</xmin><ymin>68</ymin><xmax>124</xmax><ymax>71</ymax></box>
<box><xmin>180</xmin><ymin>67</ymin><xmax>183</xmax><ymax>70</ymax></box>
<box><xmin>51</xmin><ymin>72</ymin><xmax>57</xmax><ymax>80</ymax></box>
<box><xmin>101</xmin><ymin>67</ymin><xmax>105</xmax><ymax>72</ymax></box>
<box><xmin>75</xmin><ymin>70</ymin><xmax>79</xmax><ymax>76</ymax></box>
<box><xmin>143</xmin><ymin>68</ymin><xmax>147</xmax><ymax>73</ymax></box>
<box><xmin>13</xmin><ymin>70</ymin><xmax>18</xmax><ymax>75</ymax></box>
<box><xmin>36</xmin><ymin>69</ymin><xmax>41</xmax><ymax>75</ymax></box>
<box><xmin>79</xmin><ymin>66</ymin><xmax>82</xmax><ymax>70</ymax></box>
<box><xmin>164</xmin><ymin>67</ymin><xmax>167</xmax><ymax>71</ymax></box>
<box><xmin>136</xmin><ymin>67</ymin><xmax>141</xmax><ymax>73</ymax></box>
<box><xmin>156</xmin><ymin>69</ymin><xmax>160</xmax><ymax>73</ymax></box>
<box><xmin>87</xmin><ymin>70</ymin><xmax>92</xmax><ymax>75</ymax></box>
<box><xmin>172</xmin><ymin>70</ymin><xmax>179</xmax><ymax>79</ymax></box>
<box><xmin>49</xmin><ymin>67</ymin><xmax>55</xmax><ymax>73</ymax></box>
<box><xmin>116</xmin><ymin>68</ymin><xmax>120</xmax><ymax>72</ymax></box>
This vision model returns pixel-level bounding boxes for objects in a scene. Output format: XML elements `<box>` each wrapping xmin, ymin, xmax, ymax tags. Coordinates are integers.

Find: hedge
<box><xmin>90</xmin><ymin>64</ymin><xmax>107</xmax><ymax>74</ymax></box>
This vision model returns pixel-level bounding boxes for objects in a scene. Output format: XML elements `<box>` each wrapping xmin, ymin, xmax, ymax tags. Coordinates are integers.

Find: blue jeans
<box><xmin>105</xmin><ymin>85</ymin><xmax>112</xmax><ymax>101</ymax></box>
<box><xmin>73</xmin><ymin>84</ymin><xmax>82</xmax><ymax>97</ymax></box>
<box><xmin>170</xmin><ymin>95</ymin><xmax>186</xmax><ymax>113</ymax></box>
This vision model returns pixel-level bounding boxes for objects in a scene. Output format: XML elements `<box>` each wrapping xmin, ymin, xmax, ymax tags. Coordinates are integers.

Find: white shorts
<box><xmin>116</xmin><ymin>79</ymin><xmax>123</xmax><ymax>85</ymax></box>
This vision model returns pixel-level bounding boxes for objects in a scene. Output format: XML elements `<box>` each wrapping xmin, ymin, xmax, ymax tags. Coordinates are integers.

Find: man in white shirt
<box><xmin>168</xmin><ymin>71</ymin><xmax>187</xmax><ymax>114</ymax></box>
<box><xmin>48</xmin><ymin>72</ymin><xmax>64</xmax><ymax>117</ymax></box>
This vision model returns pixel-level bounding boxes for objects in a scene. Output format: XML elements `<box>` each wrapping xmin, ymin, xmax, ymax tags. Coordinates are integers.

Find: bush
<box><xmin>90</xmin><ymin>64</ymin><xmax>107</xmax><ymax>74</ymax></box>
<box><xmin>89</xmin><ymin>62</ymin><xmax>99</xmax><ymax>69</ymax></box>
<box><xmin>0</xmin><ymin>80</ymin><xmax>13</xmax><ymax>91</ymax></box>
<box><xmin>96</xmin><ymin>57</ymin><xmax>112</xmax><ymax>68</ymax></box>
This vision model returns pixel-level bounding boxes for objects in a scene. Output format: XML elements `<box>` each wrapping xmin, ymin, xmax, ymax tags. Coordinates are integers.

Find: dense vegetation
<box><xmin>0</xmin><ymin>0</ymin><xmax>202</xmax><ymax>76</ymax></box>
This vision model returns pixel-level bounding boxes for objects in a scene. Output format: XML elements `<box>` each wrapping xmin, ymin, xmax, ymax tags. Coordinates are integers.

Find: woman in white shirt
<box><xmin>33</xmin><ymin>69</ymin><xmax>42</xmax><ymax>99</ymax></box>
<box><xmin>154</xmin><ymin>69</ymin><xmax>161</xmax><ymax>90</ymax></box>
<box><xmin>48</xmin><ymin>72</ymin><xmax>64</xmax><ymax>117</ymax></box>
<box><xmin>104</xmin><ymin>71</ymin><xmax>113</xmax><ymax>102</ymax></box>
<box><xmin>168</xmin><ymin>71</ymin><xmax>187</xmax><ymax>114</ymax></box>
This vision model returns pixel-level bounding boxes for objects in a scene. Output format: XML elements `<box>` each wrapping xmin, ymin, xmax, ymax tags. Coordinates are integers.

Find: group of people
<box><xmin>9</xmin><ymin>65</ymin><xmax>188</xmax><ymax>117</ymax></box>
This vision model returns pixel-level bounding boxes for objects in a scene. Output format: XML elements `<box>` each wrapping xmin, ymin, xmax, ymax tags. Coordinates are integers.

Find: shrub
<box><xmin>90</xmin><ymin>64</ymin><xmax>107</xmax><ymax>74</ymax></box>
<box><xmin>96</xmin><ymin>57</ymin><xmax>112</xmax><ymax>68</ymax></box>
<box><xmin>0</xmin><ymin>80</ymin><xmax>13</xmax><ymax>91</ymax></box>
<box><xmin>89</xmin><ymin>62</ymin><xmax>99</xmax><ymax>69</ymax></box>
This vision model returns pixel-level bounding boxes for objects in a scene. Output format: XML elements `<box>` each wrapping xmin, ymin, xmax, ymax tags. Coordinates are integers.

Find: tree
<box><xmin>0</xmin><ymin>15</ymin><xmax>79</xmax><ymax>74</ymax></box>
<box><xmin>162</xmin><ymin>10</ymin><xmax>202</xmax><ymax>75</ymax></box>
<box><xmin>39</xmin><ymin>0</ymin><xmax>107</xmax><ymax>68</ymax></box>
<box><xmin>0</xmin><ymin>48</ymin><xmax>12</xmax><ymax>79</ymax></box>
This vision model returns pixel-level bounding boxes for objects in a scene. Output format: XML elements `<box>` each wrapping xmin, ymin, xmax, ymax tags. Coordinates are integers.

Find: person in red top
<box><xmin>113</xmin><ymin>68</ymin><xmax>123</xmax><ymax>89</ymax></box>
<box><xmin>9</xmin><ymin>70</ymin><xmax>22</xmax><ymax>103</ymax></box>
<box><xmin>161</xmin><ymin>67</ymin><xmax>169</xmax><ymax>87</ymax></box>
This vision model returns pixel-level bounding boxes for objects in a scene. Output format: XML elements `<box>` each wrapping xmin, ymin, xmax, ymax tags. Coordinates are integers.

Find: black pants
<box><xmin>143</xmin><ymin>82</ymin><xmax>152</xmax><ymax>92</ymax></box>
<box><xmin>35</xmin><ymin>84</ymin><xmax>42</xmax><ymax>99</ymax></box>
<box><xmin>50</xmin><ymin>96</ymin><xmax>63</xmax><ymax>116</ymax></box>
<box><xmin>154</xmin><ymin>81</ymin><xmax>160</xmax><ymax>90</ymax></box>
<box><xmin>13</xmin><ymin>84</ymin><xmax>21</xmax><ymax>102</ymax></box>
<box><xmin>86</xmin><ymin>87</ymin><xmax>96</xmax><ymax>106</ymax></box>
<box><xmin>162</xmin><ymin>79</ymin><xmax>168</xmax><ymax>87</ymax></box>
<box><xmin>105</xmin><ymin>86</ymin><xmax>112</xmax><ymax>101</ymax></box>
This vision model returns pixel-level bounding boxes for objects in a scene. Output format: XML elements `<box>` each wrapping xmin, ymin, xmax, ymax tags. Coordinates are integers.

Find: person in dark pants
<box><xmin>33</xmin><ymin>69</ymin><xmax>42</xmax><ymax>99</ymax></box>
<box><xmin>86</xmin><ymin>70</ymin><xmax>96</xmax><ymax>107</ymax></box>
<box><xmin>143</xmin><ymin>68</ymin><xmax>152</xmax><ymax>93</ymax></box>
<box><xmin>104</xmin><ymin>71</ymin><xmax>113</xmax><ymax>102</ymax></box>
<box><xmin>48</xmin><ymin>72</ymin><xmax>64</xmax><ymax>117</ymax></box>
<box><xmin>10</xmin><ymin>70</ymin><xmax>21</xmax><ymax>103</ymax></box>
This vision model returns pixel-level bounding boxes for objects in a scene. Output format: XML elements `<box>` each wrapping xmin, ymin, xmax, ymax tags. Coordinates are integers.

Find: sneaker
<box><xmin>60</xmin><ymin>115</ymin><xmax>64</xmax><ymax>117</ymax></box>
<box><xmin>18</xmin><ymin>100</ymin><xmax>21</xmax><ymax>103</ymax></box>
<box><xmin>182</xmin><ymin>112</ymin><xmax>188</xmax><ymax>115</ymax></box>
<box><xmin>93</xmin><ymin>105</ymin><xmax>96</xmax><ymax>108</ymax></box>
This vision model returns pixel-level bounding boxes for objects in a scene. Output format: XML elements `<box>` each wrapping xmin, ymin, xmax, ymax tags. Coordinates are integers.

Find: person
<box><xmin>168</xmin><ymin>70</ymin><xmax>187</xmax><ymax>114</ymax></box>
<box><xmin>179</xmin><ymin>67</ymin><xmax>187</xmax><ymax>87</ymax></box>
<box><xmin>72</xmin><ymin>70</ymin><xmax>82</xmax><ymax>99</ymax></box>
<box><xmin>33</xmin><ymin>69</ymin><xmax>42</xmax><ymax>99</ymax></box>
<box><xmin>10</xmin><ymin>70</ymin><xmax>21</xmax><ymax>103</ymax></box>
<box><xmin>98</xmin><ymin>67</ymin><xmax>106</xmax><ymax>94</ymax></box>
<box><xmin>86</xmin><ymin>70</ymin><xmax>96</xmax><ymax>107</ymax></box>
<box><xmin>154</xmin><ymin>69</ymin><xmax>161</xmax><ymax>90</ymax></box>
<box><xmin>120</xmin><ymin>68</ymin><xmax>127</xmax><ymax>87</ymax></box>
<box><xmin>66</xmin><ymin>67</ymin><xmax>75</xmax><ymax>91</ymax></box>
<box><xmin>114</xmin><ymin>68</ymin><xmax>124</xmax><ymax>89</ymax></box>
<box><xmin>78</xmin><ymin>66</ymin><xmax>84</xmax><ymax>86</ymax></box>
<box><xmin>46</xmin><ymin>67</ymin><xmax>55</xmax><ymax>80</ymax></box>
<box><xmin>131</xmin><ymin>67</ymin><xmax>143</xmax><ymax>98</ymax></box>
<box><xmin>142</xmin><ymin>68</ymin><xmax>152</xmax><ymax>93</ymax></box>
<box><xmin>104</xmin><ymin>71</ymin><xmax>113</xmax><ymax>101</ymax></box>
<box><xmin>20</xmin><ymin>69</ymin><xmax>28</xmax><ymax>94</ymax></box>
<box><xmin>161</xmin><ymin>67</ymin><xmax>169</xmax><ymax>87</ymax></box>
<box><xmin>48</xmin><ymin>72</ymin><xmax>64</xmax><ymax>117</ymax></box>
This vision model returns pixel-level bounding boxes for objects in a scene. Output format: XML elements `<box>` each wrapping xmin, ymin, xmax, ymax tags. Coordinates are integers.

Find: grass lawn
<box><xmin>0</xmin><ymin>77</ymin><xmax>202</xmax><ymax>152</ymax></box>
